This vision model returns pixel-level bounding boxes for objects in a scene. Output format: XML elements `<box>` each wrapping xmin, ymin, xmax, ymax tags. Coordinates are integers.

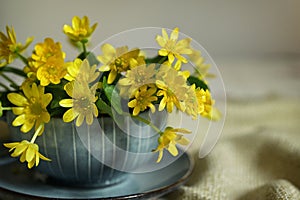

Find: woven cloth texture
<box><xmin>163</xmin><ymin>98</ymin><xmax>300</xmax><ymax>200</ymax></box>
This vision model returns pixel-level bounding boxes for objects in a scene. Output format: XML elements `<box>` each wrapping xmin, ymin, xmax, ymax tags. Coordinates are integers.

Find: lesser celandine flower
<box><xmin>60</xmin><ymin>80</ymin><xmax>98</xmax><ymax>126</ymax></box>
<box><xmin>156</xmin><ymin>27</ymin><xmax>192</xmax><ymax>64</ymax></box>
<box><xmin>31</xmin><ymin>38</ymin><xmax>66</xmax><ymax>86</ymax></box>
<box><xmin>156</xmin><ymin>65</ymin><xmax>188</xmax><ymax>112</ymax></box>
<box><xmin>128</xmin><ymin>85</ymin><xmax>158</xmax><ymax>116</ymax></box>
<box><xmin>97</xmin><ymin>44</ymin><xmax>142</xmax><ymax>84</ymax></box>
<box><xmin>184</xmin><ymin>84</ymin><xmax>199</xmax><ymax>119</ymax></box>
<box><xmin>63</xmin><ymin>16</ymin><xmax>97</xmax><ymax>43</ymax></box>
<box><xmin>153</xmin><ymin>127</ymin><xmax>190</xmax><ymax>163</ymax></box>
<box><xmin>37</xmin><ymin>56</ymin><xmax>66</xmax><ymax>86</ymax></box>
<box><xmin>64</xmin><ymin>58</ymin><xmax>100</xmax><ymax>83</ymax></box>
<box><xmin>4</xmin><ymin>140</ymin><xmax>50</xmax><ymax>169</ymax></box>
<box><xmin>189</xmin><ymin>49</ymin><xmax>215</xmax><ymax>80</ymax></box>
<box><xmin>7</xmin><ymin>83</ymin><xmax>52</xmax><ymax>134</ymax></box>
<box><xmin>0</xmin><ymin>26</ymin><xmax>33</xmax><ymax>67</ymax></box>
<box><xmin>196</xmin><ymin>88</ymin><xmax>213</xmax><ymax>117</ymax></box>
<box><xmin>118</xmin><ymin>63</ymin><xmax>156</xmax><ymax>97</ymax></box>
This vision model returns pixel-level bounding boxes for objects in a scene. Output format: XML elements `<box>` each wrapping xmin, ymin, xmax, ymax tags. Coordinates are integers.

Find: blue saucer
<box><xmin>0</xmin><ymin>152</ymin><xmax>193</xmax><ymax>199</ymax></box>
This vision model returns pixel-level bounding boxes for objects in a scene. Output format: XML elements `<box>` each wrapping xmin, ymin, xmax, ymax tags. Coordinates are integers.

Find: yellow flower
<box><xmin>189</xmin><ymin>49</ymin><xmax>215</xmax><ymax>80</ymax></box>
<box><xmin>196</xmin><ymin>88</ymin><xmax>221</xmax><ymax>121</ymax></box>
<box><xmin>64</xmin><ymin>58</ymin><xmax>100</xmax><ymax>83</ymax></box>
<box><xmin>118</xmin><ymin>63</ymin><xmax>156</xmax><ymax>97</ymax></box>
<box><xmin>196</xmin><ymin>88</ymin><xmax>213</xmax><ymax>117</ymax></box>
<box><xmin>31</xmin><ymin>38</ymin><xmax>66</xmax><ymax>86</ymax></box>
<box><xmin>36</xmin><ymin>56</ymin><xmax>66</xmax><ymax>86</ymax></box>
<box><xmin>7</xmin><ymin>83</ymin><xmax>52</xmax><ymax>134</ymax></box>
<box><xmin>97</xmin><ymin>44</ymin><xmax>141</xmax><ymax>84</ymax></box>
<box><xmin>59</xmin><ymin>80</ymin><xmax>98</xmax><ymax>126</ymax></box>
<box><xmin>184</xmin><ymin>84</ymin><xmax>199</xmax><ymax>119</ymax></box>
<box><xmin>153</xmin><ymin>127</ymin><xmax>190</xmax><ymax>163</ymax></box>
<box><xmin>31</xmin><ymin>38</ymin><xmax>65</xmax><ymax>65</ymax></box>
<box><xmin>156</xmin><ymin>27</ymin><xmax>192</xmax><ymax>64</ymax></box>
<box><xmin>0</xmin><ymin>26</ymin><xmax>33</xmax><ymax>67</ymax></box>
<box><xmin>156</xmin><ymin>65</ymin><xmax>188</xmax><ymax>112</ymax></box>
<box><xmin>128</xmin><ymin>85</ymin><xmax>158</xmax><ymax>116</ymax></box>
<box><xmin>4</xmin><ymin>140</ymin><xmax>50</xmax><ymax>169</ymax></box>
<box><xmin>63</xmin><ymin>16</ymin><xmax>97</xmax><ymax>42</ymax></box>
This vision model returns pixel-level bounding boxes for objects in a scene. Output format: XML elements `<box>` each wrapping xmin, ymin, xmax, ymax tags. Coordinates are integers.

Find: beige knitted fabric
<box><xmin>163</xmin><ymin>97</ymin><xmax>300</xmax><ymax>200</ymax></box>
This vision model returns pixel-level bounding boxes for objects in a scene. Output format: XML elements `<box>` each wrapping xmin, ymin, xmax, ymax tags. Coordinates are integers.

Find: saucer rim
<box><xmin>0</xmin><ymin>152</ymin><xmax>194</xmax><ymax>199</ymax></box>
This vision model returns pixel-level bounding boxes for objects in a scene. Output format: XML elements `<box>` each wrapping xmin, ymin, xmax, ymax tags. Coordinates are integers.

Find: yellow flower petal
<box><xmin>155</xmin><ymin>35</ymin><xmax>166</xmax><ymax>47</ymax></box>
<box><xmin>158</xmin><ymin>49</ymin><xmax>168</xmax><ymax>56</ymax></box>
<box><xmin>156</xmin><ymin>150</ymin><xmax>163</xmax><ymax>163</ymax></box>
<box><xmin>170</xmin><ymin>27</ymin><xmax>179</xmax><ymax>41</ymax></box>
<box><xmin>12</xmin><ymin>107</ymin><xmax>24</xmax><ymax>115</ymax></box>
<box><xmin>177</xmin><ymin>136</ymin><xmax>190</xmax><ymax>145</ymax></box>
<box><xmin>25</xmin><ymin>145</ymin><xmax>36</xmax><ymax>162</ymax></box>
<box><xmin>107</xmin><ymin>70</ymin><xmax>117</xmax><ymax>84</ymax></box>
<box><xmin>63</xmin><ymin>108</ymin><xmax>78</xmax><ymax>123</ymax></box>
<box><xmin>59</xmin><ymin>99</ymin><xmax>74</xmax><ymax>107</ymax></box>
<box><xmin>12</xmin><ymin>114</ymin><xmax>26</xmax><ymax>126</ymax></box>
<box><xmin>7</xmin><ymin>93</ymin><xmax>28</xmax><ymax>106</ymax></box>
<box><xmin>162</xmin><ymin>28</ymin><xmax>169</xmax><ymax>40</ymax></box>
<box><xmin>28</xmin><ymin>159</ymin><xmax>35</xmax><ymax>169</ymax></box>
<box><xmin>3</xmin><ymin>142</ymin><xmax>19</xmax><ymax>149</ymax></box>
<box><xmin>76</xmin><ymin>114</ymin><xmax>84</xmax><ymax>127</ymax></box>
<box><xmin>102</xmin><ymin>43</ymin><xmax>116</xmax><ymax>55</ymax></box>
<box><xmin>167</xmin><ymin>143</ymin><xmax>178</xmax><ymax>156</ymax></box>
<box><xmin>35</xmin><ymin>151</ymin><xmax>40</xmax><ymax>166</ymax></box>
<box><xmin>11</xmin><ymin>144</ymin><xmax>28</xmax><ymax>157</ymax></box>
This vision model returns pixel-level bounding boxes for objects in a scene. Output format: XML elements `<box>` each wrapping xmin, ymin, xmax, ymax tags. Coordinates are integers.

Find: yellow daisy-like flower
<box><xmin>128</xmin><ymin>85</ymin><xmax>158</xmax><ymax>116</ymax></box>
<box><xmin>4</xmin><ymin>140</ymin><xmax>50</xmax><ymax>169</ymax></box>
<box><xmin>118</xmin><ymin>63</ymin><xmax>156</xmax><ymax>97</ymax></box>
<box><xmin>36</xmin><ymin>56</ymin><xmax>66</xmax><ymax>86</ymax></box>
<box><xmin>64</xmin><ymin>58</ymin><xmax>100</xmax><ymax>83</ymax></box>
<box><xmin>63</xmin><ymin>16</ymin><xmax>97</xmax><ymax>42</ymax></box>
<box><xmin>189</xmin><ymin>49</ymin><xmax>215</xmax><ymax>80</ymax></box>
<box><xmin>31</xmin><ymin>38</ymin><xmax>65</xmax><ymax>66</ymax></box>
<box><xmin>7</xmin><ymin>83</ymin><xmax>52</xmax><ymax>134</ymax></box>
<box><xmin>59</xmin><ymin>80</ymin><xmax>98</xmax><ymax>127</ymax></box>
<box><xmin>184</xmin><ymin>84</ymin><xmax>199</xmax><ymax>120</ymax></box>
<box><xmin>31</xmin><ymin>38</ymin><xmax>66</xmax><ymax>86</ymax></box>
<box><xmin>196</xmin><ymin>88</ymin><xmax>221</xmax><ymax>121</ymax></box>
<box><xmin>97</xmin><ymin>44</ymin><xmax>141</xmax><ymax>84</ymax></box>
<box><xmin>153</xmin><ymin>127</ymin><xmax>190</xmax><ymax>163</ymax></box>
<box><xmin>156</xmin><ymin>65</ymin><xmax>188</xmax><ymax>112</ymax></box>
<box><xmin>0</xmin><ymin>26</ymin><xmax>33</xmax><ymax>67</ymax></box>
<box><xmin>156</xmin><ymin>27</ymin><xmax>192</xmax><ymax>64</ymax></box>
<box><xmin>196</xmin><ymin>88</ymin><xmax>213</xmax><ymax>117</ymax></box>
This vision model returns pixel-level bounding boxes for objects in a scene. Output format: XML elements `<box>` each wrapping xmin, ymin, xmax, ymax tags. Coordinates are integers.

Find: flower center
<box><xmin>29</xmin><ymin>97</ymin><xmax>43</xmax><ymax>116</ymax></box>
<box><xmin>74</xmin><ymin>96</ymin><xmax>93</xmax><ymax>113</ymax></box>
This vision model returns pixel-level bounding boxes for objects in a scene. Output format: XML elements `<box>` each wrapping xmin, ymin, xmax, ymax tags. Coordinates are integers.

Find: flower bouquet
<box><xmin>0</xmin><ymin>16</ymin><xmax>220</xmax><ymax>173</ymax></box>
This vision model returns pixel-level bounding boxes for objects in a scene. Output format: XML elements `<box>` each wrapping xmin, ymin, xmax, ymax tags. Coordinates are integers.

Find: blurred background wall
<box><xmin>1</xmin><ymin>0</ymin><xmax>300</xmax><ymax>99</ymax></box>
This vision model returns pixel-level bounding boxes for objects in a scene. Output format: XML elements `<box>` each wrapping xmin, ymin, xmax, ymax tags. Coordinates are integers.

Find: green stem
<box><xmin>0</xmin><ymin>73</ymin><xmax>19</xmax><ymax>89</ymax></box>
<box><xmin>1</xmin><ymin>107</ymin><xmax>12</xmax><ymax>111</ymax></box>
<box><xmin>15</xmin><ymin>52</ymin><xmax>28</xmax><ymax>65</ymax></box>
<box><xmin>30</xmin><ymin>124</ymin><xmax>44</xmax><ymax>143</ymax></box>
<box><xmin>0</xmin><ymin>66</ymin><xmax>27</xmax><ymax>78</ymax></box>
<box><xmin>131</xmin><ymin>114</ymin><xmax>162</xmax><ymax>134</ymax></box>
<box><xmin>82</xmin><ymin>41</ymin><xmax>87</xmax><ymax>56</ymax></box>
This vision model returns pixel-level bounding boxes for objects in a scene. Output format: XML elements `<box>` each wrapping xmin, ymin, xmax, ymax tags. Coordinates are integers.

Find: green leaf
<box><xmin>102</xmin><ymin>77</ymin><xmax>123</xmax><ymax>115</ymax></box>
<box><xmin>145</xmin><ymin>55</ymin><xmax>167</xmax><ymax>65</ymax></box>
<box><xmin>95</xmin><ymin>98</ymin><xmax>113</xmax><ymax>117</ymax></box>
<box><xmin>187</xmin><ymin>76</ymin><xmax>209</xmax><ymax>90</ymax></box>
<box><xmin>0</xmin><ymin>66</ymin><xmax>27</xmax><ymax>77</ymax></box>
